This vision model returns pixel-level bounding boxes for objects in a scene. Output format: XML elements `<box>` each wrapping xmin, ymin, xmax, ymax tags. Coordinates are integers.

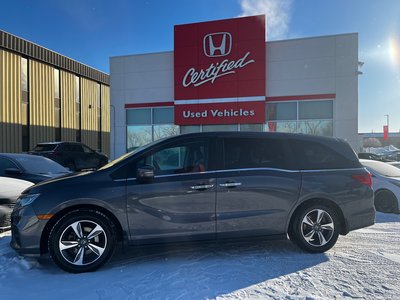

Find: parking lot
<box><xmin>0</xmin><ymin>212</ymin><xmax>398</xmax><ymax>300</ymax></box>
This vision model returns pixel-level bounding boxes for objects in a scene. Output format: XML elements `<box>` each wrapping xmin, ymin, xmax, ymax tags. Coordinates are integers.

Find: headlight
<box><xmin>17</xmin><ymin>194</ymin><xmax>40</xmax><ymax>207</ymax></box>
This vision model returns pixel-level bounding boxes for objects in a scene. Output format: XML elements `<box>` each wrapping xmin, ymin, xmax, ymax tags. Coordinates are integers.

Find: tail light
<box><xmin>352</xmin><ymin>173</ymin><xmax>372</xmax><ymax>188</ymax></box>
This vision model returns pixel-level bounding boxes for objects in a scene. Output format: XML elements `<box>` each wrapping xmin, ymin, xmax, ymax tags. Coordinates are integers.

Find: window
<box><xmin>54</xmin><ymin>69</ymin><xmax>61</xmax><ymax>141</ymax></box>
<box><xmin>265</xmin><ymin>100</ymin><xmax>334</xmax><ymax>137</ymax></box>
<box><xmin>126</xmin><ymin>107</ymin><xmax>178</xmax><ymax>152</ymax></box>
<box><xmin>202</xmin><ymin>124</ymin><xmax>238</xmax><ymax>132</ymax></box>
<box><xmin>240</xmin><ymin>124</ymin><xmax>263</xmax><ymax>132</ymax></box>
<box><xmin>97</xmin><ymin>83</ymin><xmax>101</xmax><ymax>151</ymax></box>
<box><xmin>83</xmin><ymin>145</ymin><xmax>94</xmax><ymax>153</ymax></box>
<box><xmin>266</xmin><ymin>102</ymin><xmax>297</xmax><ymax>121</ymax></box>
<box><xmin>180</xmin><ymin>126</ymin><xmax>201</xmax><ymax>134</ymax></box>
<box><xmin>290</xmin><ymin>139</ymin><xmax>358</xmax><ymax>170</ymax></box>
<box><xmin>21</xmin><ymin>58</ymin><xmax>29</xmax><ymax>151</ymax></box>
<box><xmin>137</xmin><ymin>140</ymin><xmax>209</xmax><ymax>175</ymax></box>
<box><xmin>75</xmin><ymin>76</ymin><xmax>81</xmax><ymax>142</ymax></box>
<box><xmin>299</xmin><ymin>101</ymin><xmax>333</xmax><ymax>120</ymax></box>
<box><xmin>0</xmin><ymin>158</ymin><xmax>19</xmax><ymax>175</ymax></box>
<box><xmin>224</xmin><ymin>138</ymin><xmax>286</xmax><ymax>170</ymax></box>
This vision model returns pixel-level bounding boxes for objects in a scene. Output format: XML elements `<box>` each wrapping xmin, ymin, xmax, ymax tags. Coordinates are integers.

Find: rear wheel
<box><xmin>375</xmin><ymin>190</ymin><xmax>399</xmax><ymax>213</ymax></box>
<box><xmin>290</xmin><ymin>204</ymin><xmax>340</xmax><ymax>253</ymax></box>
<box><xmin>48</xmin><ymin>209</ymin><xmax>116</xmax><ymax>273</ymax></box>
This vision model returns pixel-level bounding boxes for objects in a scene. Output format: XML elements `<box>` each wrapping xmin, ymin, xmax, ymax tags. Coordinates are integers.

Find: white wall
<box><xmin>110</xmin><ymin>34</ymin><xmax>359</xmax><ymax>159</ymax></box>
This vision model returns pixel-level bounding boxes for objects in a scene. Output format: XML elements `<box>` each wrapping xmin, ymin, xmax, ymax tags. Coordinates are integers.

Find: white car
<box><xmin>0</xmin><ymin>177</ymin><xmax>34</xmax><ymax>231</ymax></box>
<box><xmin>360</xmin><ymin>159</ymin><xmax>400</xmax><ymax>213</ymax></box>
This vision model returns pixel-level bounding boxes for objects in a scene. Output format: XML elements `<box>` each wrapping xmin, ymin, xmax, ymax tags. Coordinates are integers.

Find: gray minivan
<box><xmin>11</xmin><ymin>132</ymin><xmax>375</xmax><ymax>273</ymax></box>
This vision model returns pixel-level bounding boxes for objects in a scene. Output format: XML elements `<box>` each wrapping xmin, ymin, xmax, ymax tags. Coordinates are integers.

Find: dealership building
<box><xmin>0</xmin><ymin>30</ymin><xmax>110</xmax><ymax>155</ymax></box>
<box><xmin>110</xmin><ymin>15</ymin><xmax>359</xmax><ymax>159</ymax></box>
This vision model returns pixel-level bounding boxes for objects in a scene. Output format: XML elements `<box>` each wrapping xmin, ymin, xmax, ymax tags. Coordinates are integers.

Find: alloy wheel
<box><xmin>58</xmin><ymin>220</ymin><xmax>107</xmax><ymax>266</ymax></box>
<box><xmin>300</xmin><ymin>209</ymin><xmax>334</xmax><ymax>247</ymax></box>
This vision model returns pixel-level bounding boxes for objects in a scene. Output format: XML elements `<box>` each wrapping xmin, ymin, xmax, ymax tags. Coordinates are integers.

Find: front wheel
<box><xmin>290</xmin><ymin>204</ymin><xmax>340</xmax><ymax>253</ymax></box>
<box><xmin>48</xmin><ymin>209</ymin><xmax>116</xmax><ymax>273</ymax></box>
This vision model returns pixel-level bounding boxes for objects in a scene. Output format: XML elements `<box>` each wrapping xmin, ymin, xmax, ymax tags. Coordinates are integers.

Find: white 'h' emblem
<box><xmin>203</xmin><ymin>32</ymin><xmax>232</xmax><ymax>57</ymax></box>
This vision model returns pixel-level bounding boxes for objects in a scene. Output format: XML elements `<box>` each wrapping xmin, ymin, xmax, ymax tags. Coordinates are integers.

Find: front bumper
<box><xmin>10</xmin><ymin>204</ymin><xmax>47</xmax><ymax>257</ymax></box>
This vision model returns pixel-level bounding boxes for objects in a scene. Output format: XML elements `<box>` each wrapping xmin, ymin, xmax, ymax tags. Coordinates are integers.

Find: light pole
<box><xmin>384</xmin><ymin>114</ymin><xmax>389</xmax><ymax>128</ymax></box>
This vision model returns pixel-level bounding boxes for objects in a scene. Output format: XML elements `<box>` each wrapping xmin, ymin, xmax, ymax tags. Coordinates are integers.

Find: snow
<box><xmin>0</xmin><ymin>213</ymin><xmax>399</xmax><ymax>300</ymax></box>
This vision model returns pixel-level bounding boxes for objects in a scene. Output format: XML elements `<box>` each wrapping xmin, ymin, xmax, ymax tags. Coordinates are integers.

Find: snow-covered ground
<box><xmin>0</xmin><ymin>213</ymin><xmax>399</xmax><ymax>300</ymax></box>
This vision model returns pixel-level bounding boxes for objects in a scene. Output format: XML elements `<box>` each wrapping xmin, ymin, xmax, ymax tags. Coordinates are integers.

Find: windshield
<box><xmin>16</xmin><ymin>156</ymin><xmax>69</xmax><ymax>174</ymax></box>
<box><xmin>33</xmin><ymin>144</ymin><xmax>57</xmax><ymax>152</ymax></box>
<box><xmin>362</xmin><ymin>160</ymin><xmax>400</xmax><ymax>177</ymax></box>
<box><xmin>99</xmin><ymin>139</ymin><xmax>163</xmax><ymax>170</ymax></box>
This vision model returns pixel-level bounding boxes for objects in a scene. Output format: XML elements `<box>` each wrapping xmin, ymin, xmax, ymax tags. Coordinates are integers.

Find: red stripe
<box><xmin>125</xmin><ymin>102</ymin><xmax>174</xmax><ymax>108</ymax></box>
<box><xmin>124</xmin><ymin>94</ymin><xmax>336</xmax><ymax>108</ymax></box>
<box><xmin>266</xmin><ymin>94</ymin><xmax>336</xmax><ymax>102</ymax></box>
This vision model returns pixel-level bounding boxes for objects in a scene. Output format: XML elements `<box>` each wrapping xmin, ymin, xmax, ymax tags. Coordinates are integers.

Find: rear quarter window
<box><xmin>290</xmin><ymin>139</ymin><xmax>361</xmax><ymax>170</ymax></box>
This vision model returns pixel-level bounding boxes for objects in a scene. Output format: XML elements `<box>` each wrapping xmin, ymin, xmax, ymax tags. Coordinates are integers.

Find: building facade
<box><xmin>110</xmin><ymin>16</ymin><xmax>359</xmax><ymax>159</ymax></box>
<box><xmin>0</xmin><ymin>30</ymin><xmax>110</xmax><ymax>155</ymax></box>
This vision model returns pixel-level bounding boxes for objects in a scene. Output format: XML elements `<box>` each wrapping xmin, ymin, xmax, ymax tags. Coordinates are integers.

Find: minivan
<box><xmin>11</xmin><ymin>132</ymin><xmax>375</xmax><ymax>273</ymax></box>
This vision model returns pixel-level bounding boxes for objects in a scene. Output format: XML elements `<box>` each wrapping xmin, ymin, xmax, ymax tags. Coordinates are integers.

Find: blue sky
<box><xmin>1</xmin><ymin>0</ymin><xmax>399</xmax><ymax>133</ymax></box>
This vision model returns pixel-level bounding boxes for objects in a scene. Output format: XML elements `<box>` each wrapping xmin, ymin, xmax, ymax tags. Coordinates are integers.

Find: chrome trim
<box><xmin>119</xmin><ymin>167</ymin><xmax>365</xmax><ymax>181</ymax></box>
<box><xmin>219</xmin><ymin>182</ymin><xmax>242</xmax><ymax>187</ymax></box>
<box><xmin>190</xmin><ymin>184</ymin><xmax>214</xmax><ymax>190</ymax></box>
<box><xmin>300</xmin><ymin>167</ymin><xmax>365</xmax><ymax>173</ymax></box>
<box><xmin>113</xmin><ymin>178</ymin><xmax>127</xmax><ymax>182</ymax></box>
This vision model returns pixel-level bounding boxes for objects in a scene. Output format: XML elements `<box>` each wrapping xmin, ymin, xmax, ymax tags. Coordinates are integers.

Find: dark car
<box><xmin>357</xmin><ymin>152</ymin><xmax>394</xmax><ymax>162</ymax></box>
<box><xmin>29</xmin><ymin>142</ymin><xmax>108</xmax><ymax>171</ymax></box>
<box><xmin>11</xmin><ymin>132</ymin><xmax>375</xmax><ymax>273</ymax></box>
<box><xmin>0</xmin><ymin>153</ymin><xmax>70</xmax><ymax>184</ymax></box>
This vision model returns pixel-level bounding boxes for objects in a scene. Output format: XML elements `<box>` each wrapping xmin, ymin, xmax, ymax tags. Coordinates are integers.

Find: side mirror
<box><xmin>136</xmin><ymin>165</ymin><xmax>155</xmax><ymax>183</ymax></box>
<box><xmin>5</xmin><ymin>168</ymin><xmax>23</xmax><ymax>176</ymax></box>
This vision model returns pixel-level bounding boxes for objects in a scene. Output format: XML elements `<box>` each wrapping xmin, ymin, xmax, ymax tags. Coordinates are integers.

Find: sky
<box><xmin>0</xmin><ymin>0</ymin><xmax>399</xmax><ymax>133</ymax></box>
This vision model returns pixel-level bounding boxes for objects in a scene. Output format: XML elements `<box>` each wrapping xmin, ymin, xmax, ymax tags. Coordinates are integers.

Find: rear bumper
<box><xmin>345</xmin><ymin>206</ymin><xmax>376</xmax><ymax>232</ymax></box>
<box><xmin>10</xmin><ymin>204</ymin><xmax>47</xmax><ymax>257</ymax></box>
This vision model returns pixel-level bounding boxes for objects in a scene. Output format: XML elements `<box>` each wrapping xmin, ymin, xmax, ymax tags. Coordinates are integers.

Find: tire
<box><xmin>48</xmin><ymin>209</ymin><xmax>116</xmax><ymax>273</ymax></box>
<box><xmin>374</xmin><ymin>190</ymin><xmax>399</xmax><ymax>213</ymax></box>
<box><xmin>290</xmin><ymin>203</ymin><xmax>340</xmax><ymax>253</ymax></box>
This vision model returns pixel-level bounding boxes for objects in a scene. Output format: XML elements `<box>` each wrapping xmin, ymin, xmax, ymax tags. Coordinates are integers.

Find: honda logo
<box><xmin>203</xmin><ymin>32</ymin><xmax>232</xmax><ymax>57</ymax></box>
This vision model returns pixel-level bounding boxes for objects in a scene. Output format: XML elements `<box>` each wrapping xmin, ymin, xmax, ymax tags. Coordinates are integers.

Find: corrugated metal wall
<box><xmin>60</xmin><ymin>70</ymin><xmax>77</xmax><ymax>141</ymax></box>
<box><xmin>29</xmin><ymin>60</ymin><xmax>55</xmax><ymax>149</ymax></box>
<box><xmin>0</xmin><ymin>50</ymin><xmax>22</xmax><ymax>152</ymax></box>
<box><xmin>81</xmin><ymin>78</ymin><xmax>98</xmax><ymax>150</ymax></box>
<box><xmin>101</xmin><ymin>84</ymin><xmax>110</xmax><ymax>156</ymax></box>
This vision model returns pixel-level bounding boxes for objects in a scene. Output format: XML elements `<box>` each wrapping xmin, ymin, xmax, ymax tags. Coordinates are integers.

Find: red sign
<box><xmin>174</xmin><ymin>15</ymin><xmax>266</xmax><ymax>125</ymax></box>
<box><xmin>383</xmin><ymin>125</ymin><xmax>389</xmax><ymax>140</ymax></box>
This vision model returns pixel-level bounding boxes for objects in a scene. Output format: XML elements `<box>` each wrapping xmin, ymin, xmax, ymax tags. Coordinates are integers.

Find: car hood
<box><xmin>23</xmin><ymin>170</ymin><xmax>96</xmax><ymax>194</ymax></box>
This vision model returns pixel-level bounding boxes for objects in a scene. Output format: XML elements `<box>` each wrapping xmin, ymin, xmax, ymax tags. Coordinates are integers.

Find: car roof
<box><xmin>173</xmin><ymin>131</ymin><xmax>345</xmax><ymax>143</ymax></box>
<box><xmin>0</xmin><ymin>153</ymin><xmax>56</xmax><ymax>161</ymax></box>
<box><xmin>36</xmin><ymin>141</ymin><xmax>82</xmax><ymax>145</ymax></box>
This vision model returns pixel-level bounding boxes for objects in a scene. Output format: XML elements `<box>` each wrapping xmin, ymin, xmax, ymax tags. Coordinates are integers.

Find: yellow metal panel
<box><xmin>0</xmin><ymin>50</ymin><xmax>22</xmax><ymax>152</ymax></box>
<box><xmin>101</xmin><ymin>84</ymin><xmax>110</xmax><ymax>157</ymax></box>
<box><xmin>29</xmin><ymin>60</ymin><xmax>55</xmax><ymax>149</ymax></box>
<box><xmin>81</xmin><ymin>78</ymin><xmax>98</xmax><ymax>150</ymax></box>
<box><xmin>60</xmin><ymin>71</ymin><xmax>76</xmax><ymax>141</ymax></box>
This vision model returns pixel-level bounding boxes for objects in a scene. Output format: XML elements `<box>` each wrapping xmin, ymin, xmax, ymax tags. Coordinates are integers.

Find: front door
<box><xmin>126</xmin><ymin>137</ymin><xmax>217</xmax><ymax>242</ymax></box>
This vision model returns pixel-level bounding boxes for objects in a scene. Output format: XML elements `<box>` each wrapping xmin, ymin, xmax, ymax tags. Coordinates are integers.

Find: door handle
<box><xmin>190</xmin><ymin>184</ymin><xmax>214</xmax><ymax>191</ymax></box>
<box><xmin>219</xmin><ymin>182</ymin><xmax>242</xmax><ymax>188</ymax></box>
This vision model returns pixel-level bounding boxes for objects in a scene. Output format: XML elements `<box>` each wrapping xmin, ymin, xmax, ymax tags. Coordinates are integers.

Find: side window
<box><xmin>224</xmin><ymin>138</ymin><xmax>286</xmax><ymax>170</ymax></box>
<box><xmin>290</xmin><ymin>139</ymin><xmax>356</xmax><ymax>170</ymax></box>
<box><xmin>70</xmin><ymin>145</ymin><xmax>84</xmax><ymax>152</ymax></box>
<box><xmin>83</xmin><ymin>145</ymin><xmax>94</xmax><ymax>153</ymax></box>
<box><xmin>0</xmin><ymin>158</ymin><xmax>19</xmax><ymax>175</ymax></box>
<box><xmin>138</xmin><ymin>140</ymin><xmax>209</xmax><ymax>175</ymax></box>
